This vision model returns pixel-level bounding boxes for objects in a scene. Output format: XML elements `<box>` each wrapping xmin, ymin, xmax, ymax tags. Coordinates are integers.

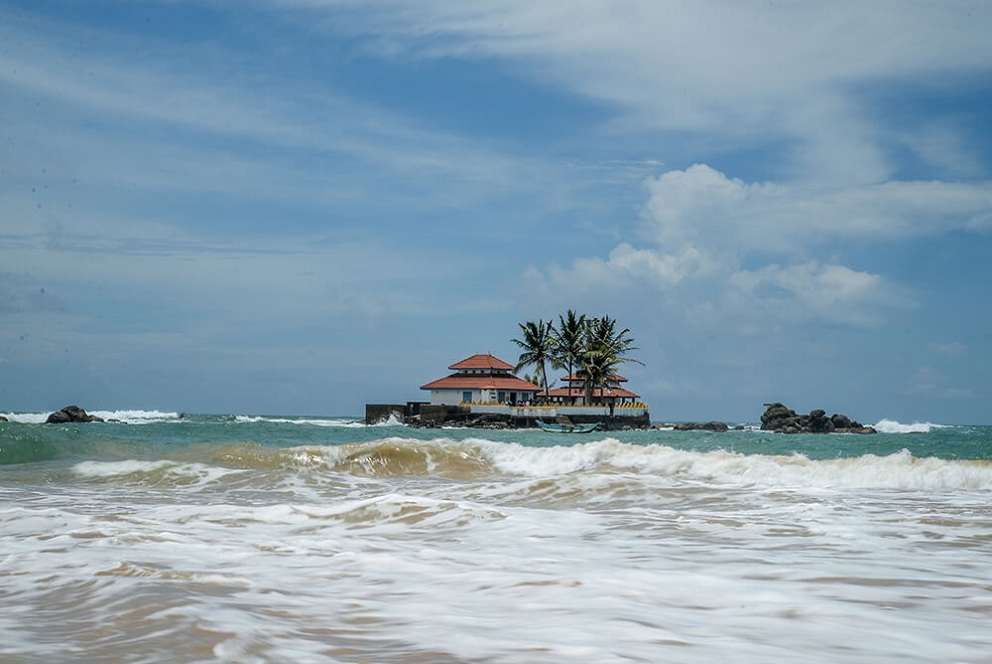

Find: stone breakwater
<box><xmin>760</xmin><ymin>402</ymin><xmax>876</xmax><ymax>434</ymax></box>
<box><xmin>410</xmin><ymin>412</ymin><xmax>651</xmax><ymax>431</ymax></box>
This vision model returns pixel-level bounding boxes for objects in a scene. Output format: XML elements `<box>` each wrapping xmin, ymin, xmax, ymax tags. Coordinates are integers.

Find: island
<box><xmin>367</xmin><ymin>352</ymin><xmax>651</xmax><ymax>430</ymax></box>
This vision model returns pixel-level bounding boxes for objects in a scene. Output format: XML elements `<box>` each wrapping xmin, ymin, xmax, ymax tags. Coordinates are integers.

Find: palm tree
<box><xmin>579</xmin><ymin>316</ymin><xmax>642</xmax><ymax>405</ymax></box>
<box><xmin>552</xmin><ymin>310</ymin><xmax>586</xmax><ymax>404</ymax></box>
<box><xmin>511</xmin><ymin>319</ymin><xmax>558</xmax><ymax>400</ymax></box>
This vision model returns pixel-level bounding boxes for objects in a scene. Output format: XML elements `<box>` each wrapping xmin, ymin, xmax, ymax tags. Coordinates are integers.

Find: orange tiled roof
<box><xmin>561</xmin><ymin>372</ymin><xmax>628</xmax><ymax>382</ymax></box>
<box><xmin>449</xmin><ymin>354</ymin><xmax>515</xmax><ymax>371</ymax></box>
<box><xmin>545</xmin><ymin>386</ymin><xmax>640</xmax><ymax>399</ymax></box>
<box><xmin>420</xmin><ymin>375</ymin><xmax>541</xmax><ymax>392</ymax></box>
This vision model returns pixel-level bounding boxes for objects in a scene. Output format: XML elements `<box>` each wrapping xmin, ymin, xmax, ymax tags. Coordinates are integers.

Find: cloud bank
<box><xmin>524</xmin><ymin>163</ymin><xmax>992</xmax><ymax>335</ymax></box>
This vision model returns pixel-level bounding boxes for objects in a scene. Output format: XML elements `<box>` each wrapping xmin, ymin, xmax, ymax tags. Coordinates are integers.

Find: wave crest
<box><xmin>234</xmin><ymin>415</ymin><xmax>368</xmax><ymax>428</ymax></box>
<box><xmin>44</xmin><ymin>437</ymin><xmax>992</xmax><ymax>493</ymax></box>
<box><xmin>873</xmin><ymin>419</ymin><xmax>946</xmax><ymax>434</ymax></box>
<box><xmin>312</xmin><ymin>438</ymin><xmax>992</xmax><ymax>491</ymax></box>
<box><xmin>0</xmin><ymin>409</ymin><xmax>180</xmax><ymax>424</ymax></box>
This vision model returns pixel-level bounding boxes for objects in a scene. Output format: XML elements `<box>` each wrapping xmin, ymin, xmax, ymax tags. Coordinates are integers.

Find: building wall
<box><xmin>430</xmin><ymin>390</ymin><xmax>470</xmax><ymax>406</ymax></box>
<box><xmin>470</xmin><ymin>404</ymin><xmax>649</xmax><ymax>418</ymax></box>
<box><xmin>429</xmin><ymin>388</ymin><xmax>540</xmax><ymax>406</ymax></box>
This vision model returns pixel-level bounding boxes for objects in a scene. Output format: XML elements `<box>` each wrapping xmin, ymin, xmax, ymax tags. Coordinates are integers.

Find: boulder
<box><xmin>0</xmin><ymin>415</ymin><xmax>7</xmax><ymax>422</ymax></box>
<box><xmin>674</xmin><ymin>421</ymin><xmax>729</xmax><ymax>432</ymax></box>
<box><xmin>760</xmin><ymin>403</ymin><xmax>798</xmax><ymax>431</ymax></box>
<box><xmin>45</xmin><ymin>405</ymin><xmax>104</xmax><ymax>424</ymax></box>
<box><xmin>760</xmin><ymin>403</ymin><xmax>874</xmax><ymax>434</ymax></box>
<box><xmin>830</xmin><ymin>413</ymin><xmax>852</xmax><ymax>429</ymax></box>
<box><xmin>806</xmin><ymin>409</ymin><xmax>835</xmax><ymax>434</ymax></box>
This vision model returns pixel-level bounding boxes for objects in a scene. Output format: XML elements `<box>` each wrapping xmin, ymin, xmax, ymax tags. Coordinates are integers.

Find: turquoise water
<box><xmin>2</xmin><ymin>412</ymin><xmax>989</xmax><ymax>466</ymax></box>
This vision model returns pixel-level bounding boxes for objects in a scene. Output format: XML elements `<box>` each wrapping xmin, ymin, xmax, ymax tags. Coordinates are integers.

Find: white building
<box><xmin>420</xmin><ymin>354</ymin><xmax>541</xmax><ymax>406</ymax></box>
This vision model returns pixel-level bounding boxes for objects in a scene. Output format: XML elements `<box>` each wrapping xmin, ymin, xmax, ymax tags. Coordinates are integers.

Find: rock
<box><xmin>0</xmin><ymin>415</ymin><xmax>7</xmax><ymax>422</ymax></box>
<box><xmin>674</xmin><ymin>421</ymin><xmax>729</xmax><ymax>432</ymax></box>
<box><xmin>45</xmin><ymin>405</ymin><xmax>104</xmax><ymax>424</ymax></box>
<box><xmin>760</xmin><ymin>402</ymin><xmax>798</xmax><ymax>431</ymax></box>
<box><xmin>830</xmin><ymin>413</ymin><xmax>852</xmax><ymax>429</ymax></box>
<box><xmin>760</xmin><ymin>403</ymin><xmax>874</xmax><ymax>434</ymax></box>
<box><xmin>806</xmin><ymin>409</ymin><xmax>835</xmax><ymax>434</ymax></box>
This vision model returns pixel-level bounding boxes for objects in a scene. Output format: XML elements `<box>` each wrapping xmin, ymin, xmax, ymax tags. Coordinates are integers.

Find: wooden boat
<box><xmin>535</xmin><ymin>419</ymin><xmax>599</xmax><ymax>434</ymax></box>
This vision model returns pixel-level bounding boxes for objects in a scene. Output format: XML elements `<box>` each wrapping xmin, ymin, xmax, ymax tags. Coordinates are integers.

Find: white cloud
<box><xmin>903</xmin><ymin>120</ymin><xmax>986</xmax><ymax>177</ymax></box>
<box><xmin>0</xmin><ymin>9</ymin><xmax>549</xmax><ymax>210</ymax></box>
<box><xmin>603</xmin><ymin>243</ymin><xmax>716</xmax><ymax>285</ymax></box>
<box><xmin>640</xmin><ymin>164</ymin><xmax>780</xmax><ymax>252</ymax></box>
<box><xmin>639</xmin><ymin>164</ymin><xmax>992</xmax><ymax>256</ymax></box>
<box><xmin>728</xmin><ymin>262</ymin><xmax>895</xmax><ymax>327</ymax></box>
<box><xmin>525</xmin><ymin>163</ymin><xmax>969</xmax><ymax>329</ymax></box>
<box><xmin>281</xmin><ymin>0</ymin><xmax>992</xmax><ymax>183</ymax></box>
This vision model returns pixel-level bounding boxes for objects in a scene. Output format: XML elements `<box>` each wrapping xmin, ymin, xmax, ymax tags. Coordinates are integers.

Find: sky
<box><xmin>2</xmin><ymin>1</ymin><xmax>991</xmax><ymax>424</ymax></box>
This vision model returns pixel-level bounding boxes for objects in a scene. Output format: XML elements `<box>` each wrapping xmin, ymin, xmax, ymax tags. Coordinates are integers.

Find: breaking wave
<box><xmin>873</xmin><ymin>419</ymin><xmax>947</xmax><ymax>434</ymax></box>
<box><xmin>0</xmin><ymin>409</ymin><xmax>180</xmax><ymax>424</ymax></box>
<box><xmin>233</xmin><ymin>415</ymin><xmax>368</xmax><ymax>428</ymax></box>
<box><xmin>71</xmin><ymin>437</ymin><xmax>991</xmax><ymax>492</ymax></box>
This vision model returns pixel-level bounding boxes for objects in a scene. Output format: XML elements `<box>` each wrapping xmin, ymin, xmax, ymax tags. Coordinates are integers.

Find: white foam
<box><xmin>475</xmin><ymin>437</ymin><xmax>627</xmax><ymax>476</ymax></box>
<box><xmin>465</xmin><ymin>438</ymin><xmax>992</xmax><ymax>491</ymax></box>
<box><xmin>370</xmin><ymin>412</ymin><xmax>406</xmax><ymax>427</ymax></box>
<box><xmin>0</xmin><ymin>409</ymin><xmax>181</xmax><ymax>424</ymax></box>
<box><xmin>1</xmin><ymin>412</ymin><xmax>49</xmax><ymax>424</ymax></box>
<box><xmin>5</xmin><ymin>447</ymin><xmax>991</xmax><ymax>664</ymax></box>
<box><xmin>89</xmin><ymin>409</ymin><xmax>181</xmax><ymax>424</ymax></box>
<box><xmin>873</xmin><ymin>418</ymin><xmax>946</xmax><ymax>434</ymax></box>
<box><xmin>234</xmin><ymin>415</ymin><xmax>368</xmax><ymax>427</ymax></box>
<box><xmin>72</xmin><ymin>459</ymin><xmax>243</xmax><ymax>486</ymax></box>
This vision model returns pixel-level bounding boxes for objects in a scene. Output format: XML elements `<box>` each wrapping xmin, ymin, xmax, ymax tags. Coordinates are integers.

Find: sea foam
<box><xmin>305</xmin><ymin>437</ymin><xmax>992</xmax><ymax>492</ymax></box>
<box><xmin>89</xmin><ymin>409</ymin><xmax>181</xmax><ymax>424</ymax></box>
<box><xmin>72</xmin><ymin>459</ymin><xmax>244</xmax><ymax>486</ymax></box>
<box><xmin>1</xmin><ymin>412</ymin><xmax>50</xmax><ymax>424</ymax></box>
<box><xmin>0</xmin><ymin>409</ymin><xmax>180</xmax><ymax>424</ymax></box>
<box><xmin>873</xmin><ymin>418</ymin><xmax>946</xmax><ymax>434</ymax></box>
<box><xmin>234</xmin><ymin>415</ymin><xmax>368</xmax><ymax>427</ymax></box>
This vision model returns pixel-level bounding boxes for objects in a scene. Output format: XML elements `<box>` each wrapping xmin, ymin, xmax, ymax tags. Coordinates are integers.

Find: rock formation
<box><xmin>673</xmin><ymin>421</ymin><xmax>730</xmax><ymax>432</ymax></box>
<box><xmin>760</xmin><ymin>403</ymin><xmax>875</xmax><ymax>434</ymax></box>
<box><xmin>45</xmin><ymin>405</ymin><xmax>104</xmax><ymax>424</ymax></box>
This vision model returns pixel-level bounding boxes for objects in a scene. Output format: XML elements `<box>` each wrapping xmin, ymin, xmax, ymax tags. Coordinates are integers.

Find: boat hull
<box><xmin>535</xmin><ymin>419</ymin><xmax>599</xmax><ymax>434</ymax></box>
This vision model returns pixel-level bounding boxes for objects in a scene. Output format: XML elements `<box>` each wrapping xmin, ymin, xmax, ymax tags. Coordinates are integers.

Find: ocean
<box><xmin>1</xmin><ymin>411</ymin><xmax>990</xmax><ymax>663</ymax></box>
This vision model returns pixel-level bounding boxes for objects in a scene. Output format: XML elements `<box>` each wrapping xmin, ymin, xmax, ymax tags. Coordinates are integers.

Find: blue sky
<box><xmin>2</xmin><ymin>1</ymin><xmax>991</xmax><ymax>424</ymax></box>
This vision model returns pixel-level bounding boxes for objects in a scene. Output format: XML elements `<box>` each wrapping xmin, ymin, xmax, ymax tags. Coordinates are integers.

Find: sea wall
<box><xmin>366</xmin><ymin>402</ymin><xmax>651</xmax><ymax>429</ymax></box>
<box><xmin>410</xmin><ymin>407</ymin><xmax>651</xmax><ymax>431</ymax></box>
<box><xmin>364</xmin><ymin>404</ymin><xmax>406</xmax><ymax>425</ymax></box>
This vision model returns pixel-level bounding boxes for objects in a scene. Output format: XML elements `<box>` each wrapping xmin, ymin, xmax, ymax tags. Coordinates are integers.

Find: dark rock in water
<box><xmin>45</xmin><ymin>405</ymin><xmax>104</xmax><ymax>424</ymax></box>
<box><xmin>830</xmin><ymin>413</ymin><xmax>852</xmax><ymax>429</ymax></box>
<box><xmin>760</xmin><ymin>403</ymin><xmax>875</xmax><ymax>434</ymax></box>
<box><xmin>674</xmin><ymin>421</ymin><xmax>729</xmax><ymax>432</ymax></box>
<box><xmin>760</xmin><ymin>403</ymin><xmax>798</xmax><ymax>431</ymax></box>
<box><xmin>468</xmin><ymin>415</ymin><xmax>512</xmax><ymax>430</ymax></box>
<box><xmin>0</xmin><ymin>415</ymin><xmax>7</xmax><ymax>422</ymax></box>
<box><xmin>806</xmin><ymin>409</ymin><xmax>835</xmax><ymax>434</ymax></box>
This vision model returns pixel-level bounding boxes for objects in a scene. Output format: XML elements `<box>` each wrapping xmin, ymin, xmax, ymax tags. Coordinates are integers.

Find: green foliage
<box><xmin>512</xmin><ymin>310</ymin><xmax>642</xmax><ymax>403</ymax></box>
<box><xmin>511</xmin><ymin>319</ymin><xmax>558</xmax><ymax>396</ymax></box>
<box><xmin>553</xmin><ymin>310</ymin><xmax>586</xmax><ymax>403</ymax></box>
